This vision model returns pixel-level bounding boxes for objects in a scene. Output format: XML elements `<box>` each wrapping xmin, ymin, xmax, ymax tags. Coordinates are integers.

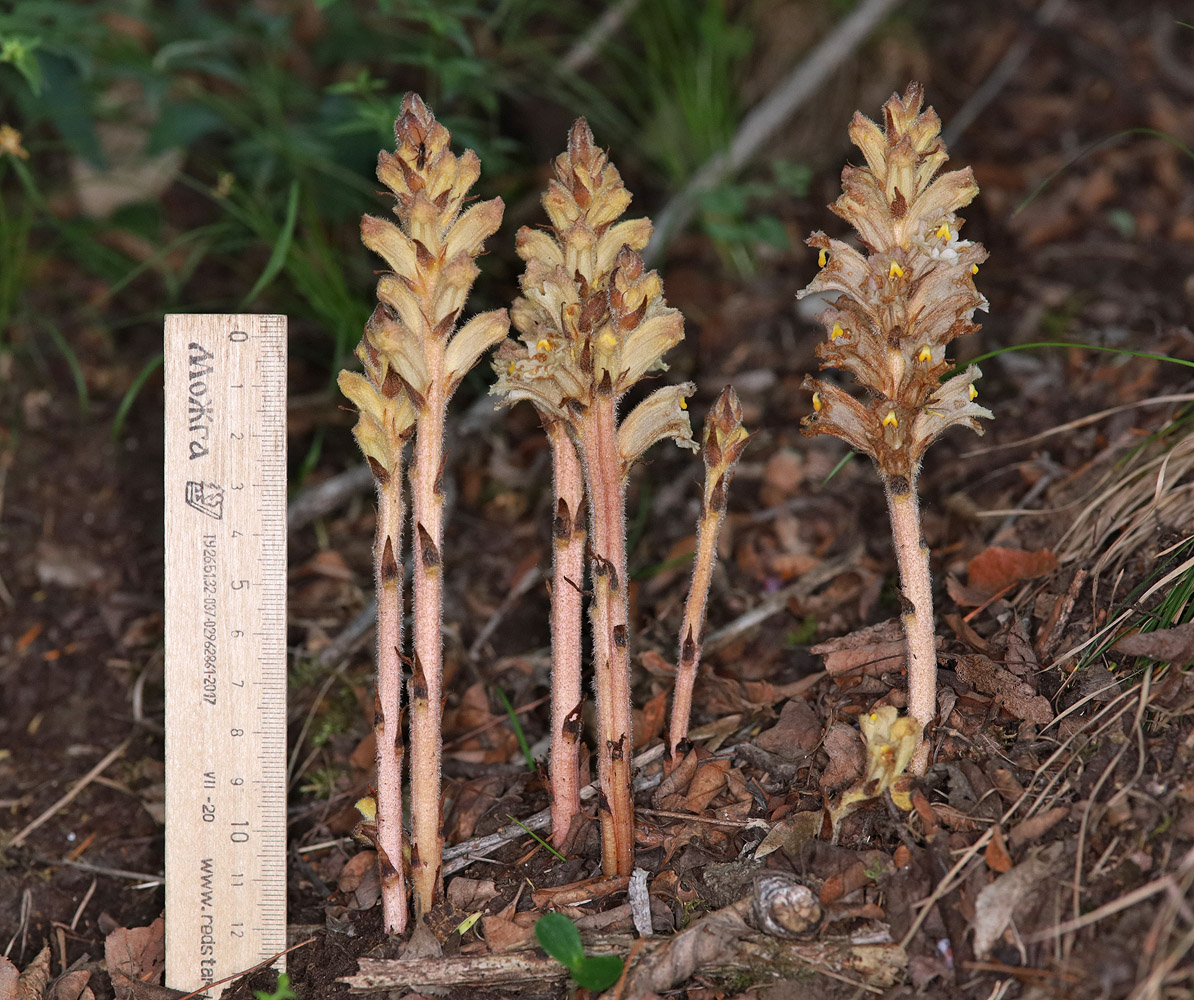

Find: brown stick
<box><xmin>373</xmin><ymin>473</ymin><xmax>407</xmax><ymax>934</ymax></box>
<box><xmin>546</xmin><ymin>419</ymin><xmax>586</xmax><ymax>847</ymax></box>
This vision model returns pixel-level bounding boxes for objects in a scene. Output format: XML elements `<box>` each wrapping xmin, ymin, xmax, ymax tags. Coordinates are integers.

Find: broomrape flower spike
<box><xmin>797</xmin><ymin>83</ymin><xmax>993</xmax><ymax>774</ymax></box>
<box><xmin>343</xmin><ymin>92</ymin><xmax>509</xmax><ymax>927</ymax></box>
<box><xmin>493</xmin><ymin>118</ymin><xmax>699</xmax><ymax>876</ymax></box>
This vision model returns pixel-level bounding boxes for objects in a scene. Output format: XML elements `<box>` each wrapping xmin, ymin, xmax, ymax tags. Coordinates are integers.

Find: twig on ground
<box><xmin>645</xmin><ymin>0</ymin><xmax>905</xmax><ymax>261</ymax></box>
<box><xmin>287</xmin><ymin>465</ymin><xmax>374</xmax><ymax>532</ymax></box>
<box><xmin>8</xmin><ymin>738</ymin><xmax>132</xmax><ymax>849</ymax></box>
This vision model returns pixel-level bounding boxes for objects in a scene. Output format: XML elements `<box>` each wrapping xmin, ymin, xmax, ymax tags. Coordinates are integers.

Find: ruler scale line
<box><xmin>164</xmin><ymin>315</ymin><xmax>287</xmax><ymax>999</ymax></box>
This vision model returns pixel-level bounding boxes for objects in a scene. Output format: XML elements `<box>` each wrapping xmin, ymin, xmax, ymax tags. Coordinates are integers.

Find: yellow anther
<box><xmin>818</xmin><ymin>247</ymin><xmax>828</xmax><ymax>267</ymax></box>
<box><xmin>935</xmin><ymin>223</ymin><xmax>950</xmax><ymax>240</ymax></box>
<box><xmin>507</xmin><ymin>361</ymin><xmax>516</xmax><ymax>375</ymax></box>
<box><xmin>917</xmin><ymin>345</ymin><xmax>932</xmax><ymax>363</ymax></box>
<box><xmin>968</xmin><ymin>383</ymin><xmax>978</xmax><ymax>401</ymax></box>
<box><xmin>812</xmin><ymin>391</ymin><xmax>822</xmax><ymax>412</ymax></box>
<box><xmin>535</xmin><ymin>338</ymin><xmax>552</xmax><ymax>353</ymax></box>
<box><xmin>680</xmin><ymin>397</ymin><xmax>687</xmax><ymax>410</ymax></box>
<box><xmin>830</xmin><ymin>322</ymin><xmax>844</xmax><ymax>341</ymax></box>
<box><xmin>971</xmin><ymin>263</ymin><xmax>979</xmax><ymax>275</ymax></box>
<box><xmin>870</xmin><ymin>712</ymin><xmax>878</xmax><ymax>722</ymax></box>
<box><xmin>596</xmin><ymin>332</ymin><xmax>618</xmax><ymax>352</ymax></box>
<box><xmin>882</xmin><ymin>410</ymin><xmax>899</xmax><ymax>428</ymax></box>
<box><xmin>889</xmin><ymin>261</ymin><xmax>904</xmax><ymax>279</ymax></box>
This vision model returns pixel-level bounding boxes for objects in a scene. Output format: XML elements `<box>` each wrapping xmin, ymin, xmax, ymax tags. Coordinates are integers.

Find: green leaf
<box><xmin>572</xmin><ymin>954</ymin><xmax>624</xmax><ymax>992</ymax></box>
<box><xmin>534</xmin><ymin>912</ymin><xmax>585</xmax><ymax>969</ymax></box>
<box><xmin>253</xmin><ymin>973</ymin><xmax>296</xmax><ymax>1000</ymax></box>
<box><xmin>0</xmin><ymin>35</ymin><xmax>43</xmax><ymax>95</ymax></box>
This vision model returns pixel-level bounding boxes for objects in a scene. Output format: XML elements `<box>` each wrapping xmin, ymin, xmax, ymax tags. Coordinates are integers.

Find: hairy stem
<box><xmin>884</xmin><ymin>476</ymin><xmax>935</xmax><ymax>774</ymax></box>
<box><xmin>581</xmin><ymin>393</ymin><xmax>635</xmax><ymax>876</ymax></box>
<box><xmin>546</xmin><ymin>419</ymin><xmax>586</xmax><ymax>847</ymax></box>
<box><xmin>374</xmin><ymin>472</ymin><xmax>407</xmax><ymax>934</ymax></box>
<box><xmin>668</xmin><ymin>501</ymin><xmax>724</xmax><ymax>756</ymax></box>
<box><xmin>409</xmin><ymin>379</ymin><xmax>447</xmax><ymax>918</ymax></box>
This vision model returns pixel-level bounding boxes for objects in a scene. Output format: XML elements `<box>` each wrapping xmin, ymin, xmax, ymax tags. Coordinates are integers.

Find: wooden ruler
<box><xmin>164</xmin><ymin>315</ymin><xmax>287</xmax><ymax>997</ymax></box>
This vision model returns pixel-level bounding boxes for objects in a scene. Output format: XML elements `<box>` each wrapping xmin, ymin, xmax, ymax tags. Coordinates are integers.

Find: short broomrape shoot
<box><xmin>340</xmin><ymin>93</ymin><xmax>509</xmax><ymax>927</ymax></box>
<box><xmin>798</xmin><ymin>83</ymin><xmax>992</xmax><ymax>773</ymax></box>
<box><xmin>493</xmin><ymin>119</ymin><xmax>698</xmax><ymax>875</ymax></box>
<box><xmin>668</xmin><ymin>386</ymin><xmax>748</xmax><ymax>756</ymax></box>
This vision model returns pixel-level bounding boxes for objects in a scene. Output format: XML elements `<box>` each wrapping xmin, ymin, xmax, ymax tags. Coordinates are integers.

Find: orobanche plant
<box><xmin>339</xmin><ymin>93</ymin><xmax>509</xmax><ymax>931</ymax></box>
<box><xmin>798</xmin><ymin>83</ymin><xmax>992</xmax><ymax>772</ymax></box>
<box><xmin>492</xmin><ymin>120</ymin><xmax>743</xmax><ymax>875</ymax></box>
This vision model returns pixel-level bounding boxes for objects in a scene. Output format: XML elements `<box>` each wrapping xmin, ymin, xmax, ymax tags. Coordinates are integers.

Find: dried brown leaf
<box><xmin>811</xmin><ymin>619</ymin><xmax>907</xmax><ymax>686</ymax></box>
<box><xmin>16</xmin><ymin>947</ymin><xmax>49</xmax><ymax>1000</ymax></box>
<box><xmin>971</xmin><ymin>848</ymin><xmax>1059</xmax><ymax>958</ymax></box>
<box><xmin>755</xmin><ymin>699</ymin><xmax>821</xmax><ymax>760</ymax></box>
<box><xmin>105</xmin><ymin>916</ymin><xmax>164</xmax><ymax>1000</ymax></box>
<box><xmin>965</xmin><ymin>546</ymin><xmax>1058</xmax><ymax>600</ymax></box>
<box><xmin>819</xmin><ymin>723</ymin><xmax>864</xmax><ymax>792</ymax></box>
<box><xmin>1113</xmin><ymin>621</ymin><xmax>1194</xmax><ymax>664</ymax></box>
<box><xmin>955</xmin><ymin>653</ymin><xmax>1053</xmax><ymax>725</ymax></box>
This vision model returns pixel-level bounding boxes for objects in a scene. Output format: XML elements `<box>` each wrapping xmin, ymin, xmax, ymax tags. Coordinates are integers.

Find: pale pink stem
<box><xmin>409</xmin><ymin>379</ymin><xmax>447</xmax><ymax>918</ymax></box>
<box><xmin>374</xmin><ymin>473</ymin><xmax>407</xmax><ymax>934</ymax></box>
<box><xmin>580</xmin><ymin>393</ymin><xmax>635</xmax><ymax>876</ymax></box>
<box><xmin>667</xmin><ymin>505</ymin><xmax>723</xmax><ymax>756</ymax></box>
<box><xmin>546</xmin><ymin>420</ymin><xmax>585</xmax><ymax>847</ymax></box>
<box><xmin>885</xmin><ymin>475</ymin><xmax>935</xmax><ymax>774</ymax></box>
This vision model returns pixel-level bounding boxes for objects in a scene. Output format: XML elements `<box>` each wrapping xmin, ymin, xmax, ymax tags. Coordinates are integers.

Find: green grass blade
<box><xmin>110</xmin><ymin>351</ymin><xmax>163</xmax><ymax>441</ymax></box>
<box><xmin>240</xmin><ymin>179</ymin><xmax>300</xmax><ymax>307</ymax></box>
<box><xmin>495</xmin><ymin>687</ymin><xmax>535</xmax><ymax>771</ymax></box>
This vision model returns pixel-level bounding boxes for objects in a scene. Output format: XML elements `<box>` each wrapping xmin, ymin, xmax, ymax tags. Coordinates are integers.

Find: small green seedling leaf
<box><xmin>571</xmin><ymin>954</ymin><xmax>624</xmax><ymax>992</ymax></box>
<box><xmin>535</xmin><ymin>912</ymin><xmax>585</xmax><ymax>968</ymax></box>
<box><xmin>534</xmin><ymin>913</ymin><xmax>624</xmax><ymax>992</ymax></box>
<box><xmin>253</xmin><ymin>973</ymin><xmax>297</xmax><ymax>1000</ymax></box>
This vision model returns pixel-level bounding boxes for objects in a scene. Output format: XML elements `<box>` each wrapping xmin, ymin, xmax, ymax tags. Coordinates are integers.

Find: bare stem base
<box><xmin>884</xmin><ymin>477</ymin><xmax>936</xmax><ymax>775</ymax></box>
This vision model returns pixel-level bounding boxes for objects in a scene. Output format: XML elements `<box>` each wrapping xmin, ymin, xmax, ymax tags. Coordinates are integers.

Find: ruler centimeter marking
<box><xmin>164</xmin><ymin>315</ymin><xmax>287</xmax><ymax>998</ymax></box>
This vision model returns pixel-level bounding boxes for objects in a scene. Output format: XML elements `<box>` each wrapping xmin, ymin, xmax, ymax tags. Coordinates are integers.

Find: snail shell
<box><xmin>750</xmin><ymin>873</ymin><xmax>822</xmax><ymax>938</ymax></box>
